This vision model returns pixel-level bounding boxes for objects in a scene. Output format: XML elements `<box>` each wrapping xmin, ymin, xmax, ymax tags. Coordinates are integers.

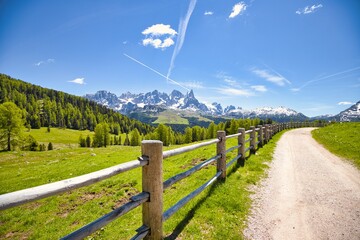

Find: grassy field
<box><xmin>23</xmin><ymin>127</ymin><xmax>126</xmax><ymax>149</ymax></box>
<box><xmin>0</xmin><ymin>128</ymin><xmax>285</xmax><ymax>239</ymax></box>
<box><xmin>312</xmin><ymin>122</ymin><xmax>360</xmax><ymax>169</ymax></box>
<box><xmin>153</xmin><ymin>110</ymin><xmax>189</xmax><ymax>125</ymax></box>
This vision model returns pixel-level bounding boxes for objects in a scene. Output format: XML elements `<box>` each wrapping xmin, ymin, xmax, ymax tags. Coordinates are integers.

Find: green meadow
<box><xmin>0</xmin><ymin>128</ymin><xmax>285</xmax><ymax>239</ymax></box>
<box><xmin>312</xmin><ymin>122</ymin><xmax>360</xmax><ymax>169</ymax></box>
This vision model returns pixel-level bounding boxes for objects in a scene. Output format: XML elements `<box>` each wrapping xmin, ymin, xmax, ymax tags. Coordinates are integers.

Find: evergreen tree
<box><xmin>206</xmin><ymin>122</ymin><xmax>216</xmax><ymax>139</ymax></box>
<box><xmin>130</xmin><ymin>128</ymin><xmax>141</xmax><ymax>146</ymax></box>
<box><xmin>93</xmin><ymin>122</ymin><xmax>110</xmax><ymax>147</ymax></box>
<box><xmin>184</xmin><ymin>127</ymin><xmax>192</xmax><ymax>143</ymax></box>
<box><xmin>124</xmin><ymin>134</ymin><xmax>130</xmax><ymax>146</ymax></box>
<box><xmin>48</xmin><ymin>142</ymin><xmax>53</xmax><ymax>150</ymax></box>
<box><xmin>79</xmin><ymin>135</ymin><xmax>86</xmax><ymax>147</ymax></box>
<box><xmin>0</xmin><ymin>102</ymin><xmax>25</xmax><ymax>151</ymax></box>
<box><xmin>86</xmin><ymin>135</ymin><xmax>91</xmax><ymax>147</ymax></box>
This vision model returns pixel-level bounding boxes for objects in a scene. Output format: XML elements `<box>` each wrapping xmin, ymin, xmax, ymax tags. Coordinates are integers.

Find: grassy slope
<box><xmin>312</xmin><ymin>122</ymin><xmax>360</xmax><ymax>169</ymax></box>
<box><xmin>0</xmin><ymin>128</ymin><xmax>284</xmax><ymax>239</ymax></box>
<box><xmin>153</xmin><ymin>110</ymin><xmax>189</xmax><ymax>125</ymax></box>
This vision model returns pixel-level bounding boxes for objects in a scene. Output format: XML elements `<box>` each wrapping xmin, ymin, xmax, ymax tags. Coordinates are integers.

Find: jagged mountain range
<box><xmin>84</xmin><ymin>90</ymin><xmax>360</xmax><ymax>122</ymax></box>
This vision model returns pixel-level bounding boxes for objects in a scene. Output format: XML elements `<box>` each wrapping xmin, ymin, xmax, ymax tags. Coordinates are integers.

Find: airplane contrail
<box><xmin>123</xmin><ymin>53</ymin><xmax>190</xmax><ymax>92</ymax></box>
<box><xmin>167</xmin><ymin>0</ymin><xmax>197</xmax><ymax>79</ymax></box>
<box><xmin>292</xmin><ymin>66</ymin><xmax>360</xmax><ymax>91</ymax></box>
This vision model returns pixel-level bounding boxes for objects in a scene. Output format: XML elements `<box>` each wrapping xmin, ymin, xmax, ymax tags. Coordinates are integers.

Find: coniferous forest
<box><xmin>0</xmin><ymin>74</ymin><xmax>153</xmax><ymax>135</ymax></box>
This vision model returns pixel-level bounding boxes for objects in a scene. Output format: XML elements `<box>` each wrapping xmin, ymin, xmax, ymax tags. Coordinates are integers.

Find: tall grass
<box><xmin>0</xmin><ymin>128</ymin><xmax>285</xmax><ymax>239</ymax></box>
<box><xmin>312</xmin><ymin>122</ymin><xmax>360</xmax><ymax>169</ymax></box>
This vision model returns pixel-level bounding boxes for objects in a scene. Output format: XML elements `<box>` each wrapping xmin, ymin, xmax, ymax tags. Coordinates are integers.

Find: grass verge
<box><xmin>312</xmin><ymin>122</ymin><xmax>360</xmax><ymax>169</ymax></box>
<box><xmin>0</xmin><ymin>130</ymin><xmax>285</xmax><ymax>239</ymax></box>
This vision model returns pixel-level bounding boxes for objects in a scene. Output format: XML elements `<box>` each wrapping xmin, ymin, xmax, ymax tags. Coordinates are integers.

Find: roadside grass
<box><xmin>312</xmin><ymin>122</ymin><xmax>360</xmax><ymax>169</ymax></box>
<box><xmin>0</xmin><ymin>129</ymin><xmax>285</xmax><ymax>239</ymax></box>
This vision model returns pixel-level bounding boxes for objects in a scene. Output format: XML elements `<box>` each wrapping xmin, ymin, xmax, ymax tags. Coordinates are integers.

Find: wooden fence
<box><xmin>0</xmin><ymin>122</ymin><xmax>324</xmax><ymax>239</ymax></box>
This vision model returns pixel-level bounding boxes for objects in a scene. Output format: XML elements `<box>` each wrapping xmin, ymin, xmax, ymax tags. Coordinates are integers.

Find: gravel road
<box><xmin>244</xmin><ymin>128</ymin><xmax>360</xmax><ymax>240</ymax></box>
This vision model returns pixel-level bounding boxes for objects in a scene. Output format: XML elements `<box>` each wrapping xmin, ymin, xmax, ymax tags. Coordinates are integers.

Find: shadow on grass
<box><xmin>164</xmin><ymin>160</ymin><xmax>244</xmax><ymax>240</ymax></box>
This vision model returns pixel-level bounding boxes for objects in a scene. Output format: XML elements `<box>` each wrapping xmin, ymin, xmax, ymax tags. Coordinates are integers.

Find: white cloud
<box><xmin>217</xmin><ymin>87</ymin><xmax>254</xmax><ymax>97</ymax></box>
<box><xmin>181</xmin><ymin>81</ymin><xmax>204</xmax><ymax>89</ymax></box>
<box><xmin>338</xmin><ymin>101</ymin><xmax>354</xmax><ymax>106</ymax></box>
<box><xmin>68</xmin><ymin>77</ymin><xmax>86</xmax><ymax>85</ymax></box>
<box><xmin>251</xmin><ymin>85</ymin><xmax>267</xmax><ymax>92</ymax></box>
<box><xmin>296</xmin><ymin>4</ymin><xmax>323</xmax><ymax>15</ymax></box>
<box><xmin>251</xmin><ymin>68</ymin><xmax>290</xmax><ymax>86</ymax></box>
<box><xmin>34</xmin><ymin>58</ymin><xmax>55</xmax><ymax>66</ymax></box>
<box><xmin>142</xmin><ymin>24</ymin><xmax>177</xmax><ymax>50</ymax></box>
<box><xmin>204</xmin><ymin>11</ymin><xmax>214</xmax><ymax>16</ymax></box>
<box><xmin>229</xmin><ymin>2</ymin><xmax>247</xmax><ymax>19</ymax></box>
<box><xmin>224</xmin><ymin>78</ymin><xmax>237</xmax><ymax>86</ymax></box>
<box><xmin>290</xmin><ymin>88</ymin><xmax>301</xmax><ymax>92</ymax></box>
<box><xmin>142</xmin><ymin>24</ymin><xmax>177</xmax><ymax>36</ymax></box>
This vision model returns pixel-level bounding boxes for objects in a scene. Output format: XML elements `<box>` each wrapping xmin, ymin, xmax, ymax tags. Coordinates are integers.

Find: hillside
<box><xmin>0</xmin><ymin>74</ymin><xmax>153</xmax><ymax>134</ymax></box>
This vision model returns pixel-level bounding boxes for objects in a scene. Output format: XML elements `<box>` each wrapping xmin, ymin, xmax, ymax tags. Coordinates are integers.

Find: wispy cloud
<box><xmin>167</xmin><ymin>0</ymin><xmax>197</xmax><ymax>79</ymax></box>
<box><xmin>216</xmin><ymin>72</ymin><xmax>238</xmax><ymax>86</ymax></box>
<box><xmin>34</xmin><ymin>58</ymin><xmax>55</xmax><ymax>67</ymax></box>
<box><xmin>123</xmin><ymin>53</ymin><xmax>190</xmax><ymax>91</ymax></box>
<box><xmin>216</xmin><ymin>71</ymin><xmax>254</xmax><ymax>97</ymax></box>
<box><xmin>180</xmin><ymin>81</ymin><xmax>204</xmax><ymax>89</ymax></box>
<box><xmin>217</xmin><ymin>87</ymin><xmax>254</xmax><ymax>97</ymax></box>
<box><xmin>251</xmin><ymin>67</ymin><xmax>291</xmax><ymax>86</ymax></box>
<box><xmin>291</xmin><ymin>66</ymin><xmax>360</xmax><ymax>92</ymax></box>
<box><xmin>229</xmin><ymin>2</ymin><xmax>247</xmax><ymax>19</ymax></box>
<box><xmin>204</xmin><ymin>11</ymin><xmax>214</xmax><ymax>16</ymax></box>
<box><xmin>142</xmin><ymin>24</ymin><xmax>177</xmax><ymax>49</ymax></box>
<box><xmin>296</xmin><ymin>4</ymin><xmax>323</xmax><ymax>15</ymax></box>
<box><xmin>251</xmin><ymin>85</ymin><xmax>267</xmax><ymax>92</ymax></box>
<box><xmin>338</xmin><ymin>101</ymin><xmax>354</xmax><ymax>106</ymax></box>
<box><xmin>68</xmin><ymin>77</ymin><xmax>86</xmax><ymax>85</ymax></box>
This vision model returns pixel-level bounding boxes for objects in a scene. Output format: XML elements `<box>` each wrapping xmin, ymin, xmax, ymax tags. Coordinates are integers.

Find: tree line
<box><xmin>0</xmin><ymin>74</ymin><xmax>153</xmax><ymax>135</ymax></box>
<box><xmin>78</xmin><ymin>118</ymin><xmax>265</xmax><ymax>149</ymax></box>
<box><xmin>0</xmin><ymin>74</ymin><xmax>269</xmax><ymax>151</ymax></box>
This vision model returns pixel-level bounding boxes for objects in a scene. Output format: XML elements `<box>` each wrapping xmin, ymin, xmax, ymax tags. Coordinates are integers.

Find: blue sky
<box><xmin>0</xmin><ymin>0</ymin><xmax>359</xmax><ymax>117</ymax></box>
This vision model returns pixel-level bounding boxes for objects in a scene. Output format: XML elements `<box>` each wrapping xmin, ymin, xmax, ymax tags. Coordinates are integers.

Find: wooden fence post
<box><xmin>250</xmin><ymin>126</ymin><xmax>256</xmax><ymax>154</ymax></box>
<box><xmin>238</xmin><ymin>128</ymin><xmax>245</xmax><ymax>166</ymax></box>
<box><xmin>141</xmin><ymin>140</ymin><xmax>163</xmax><ymax>240</ymax></box>
<box><xmin>258</xmin><ymin>125</ymin><xmax>263</xmax><ymax>147</ymax></box>
<box><xmin>264</xmin><ymin>125</ymin><xmax>269</xmax><ymax>143</ymax></box>
<box><xmin>217</xmin><ymin>131</ymin><xmax>226</xmax><ymax>180</ymax></box>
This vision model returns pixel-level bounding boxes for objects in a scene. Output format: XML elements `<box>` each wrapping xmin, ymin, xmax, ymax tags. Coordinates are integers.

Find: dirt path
<box><xmin>244</xmin><ymin>128</ymin><xmax>360</xmax><ymax>240</ymax></box>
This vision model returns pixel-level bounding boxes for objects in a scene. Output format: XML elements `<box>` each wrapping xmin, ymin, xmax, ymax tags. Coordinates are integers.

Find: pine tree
<box><xmin>48</xmin><ymin>142</ymin><xmax>53</xmax><ymax>150</ymax></box>
<box><xmin>0</xmin><ymin>102</ymin><xmax>25</xmax><ymax>151</ymax></box>
<box><xmin>130</xmin><ymin>128</ymin><xmax>141</xmax><ymax>146</ymax></box>
<box><xmin>86</xmin><ymin>135</ymin><xmax>91</xmax><ymax>147</ymax></box>
<box><xmin>184</xmin><ymin>127</ymin><xmax>192</xmax><ymax>143</ymax></box>
<box><xmin>124</xmin><ymin>134</ymin><xmax>130</xmax><ymax>146</ymax></box>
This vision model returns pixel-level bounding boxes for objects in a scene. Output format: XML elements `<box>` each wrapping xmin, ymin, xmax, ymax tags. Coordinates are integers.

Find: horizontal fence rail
<box><xmin>0</xmin><ymin>122</ymin><xmax>326</xmax><ymax>239</ymax></box>
<box><xmin>0</xmin><ymin>159</ymin><xmax>148</xmax><ymax>210</ymax></box>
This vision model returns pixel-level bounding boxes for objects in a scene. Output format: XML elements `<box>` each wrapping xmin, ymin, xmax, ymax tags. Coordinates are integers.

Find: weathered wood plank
<box><xmin>163</xmin><ymin>138</ymin><xmax>219</xmax><ymax>159</ymax></box>
<box><xmin>226</xmin><ymin>155</ymin><xmax>241</xmax><ymax>169</ymax></box>
<box><xmin>225</xmin><ymin>144</ymin><xmax>241</xmax><ymax>154</ymax></box>
<box><xmin>163</xmin><ymin>154</ymin><xmax>220</xmax><ymax>190</ymax></box>
<box><xmin>162</xmin><ymin>172</ymin><xmax>221</xmax><ymax>221</ymax></box>
<box><xmin>0</xmin><ymin>159</ymin><xmax>147</xmax><ymax>210</ymax></box>
<box><xmin>217</xmin><ymin>131</ymin><xmax>226</xmax><ymax>180</ymax></box>
<box><xmin>61</xmin><ymin>192</ymin><xmax>149</xmax><ymax>240</ymax></box>
<box><xmin>142</xmin><ymin>140</ymin><xmax>163</xmax><ymax>240</ymax></box>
